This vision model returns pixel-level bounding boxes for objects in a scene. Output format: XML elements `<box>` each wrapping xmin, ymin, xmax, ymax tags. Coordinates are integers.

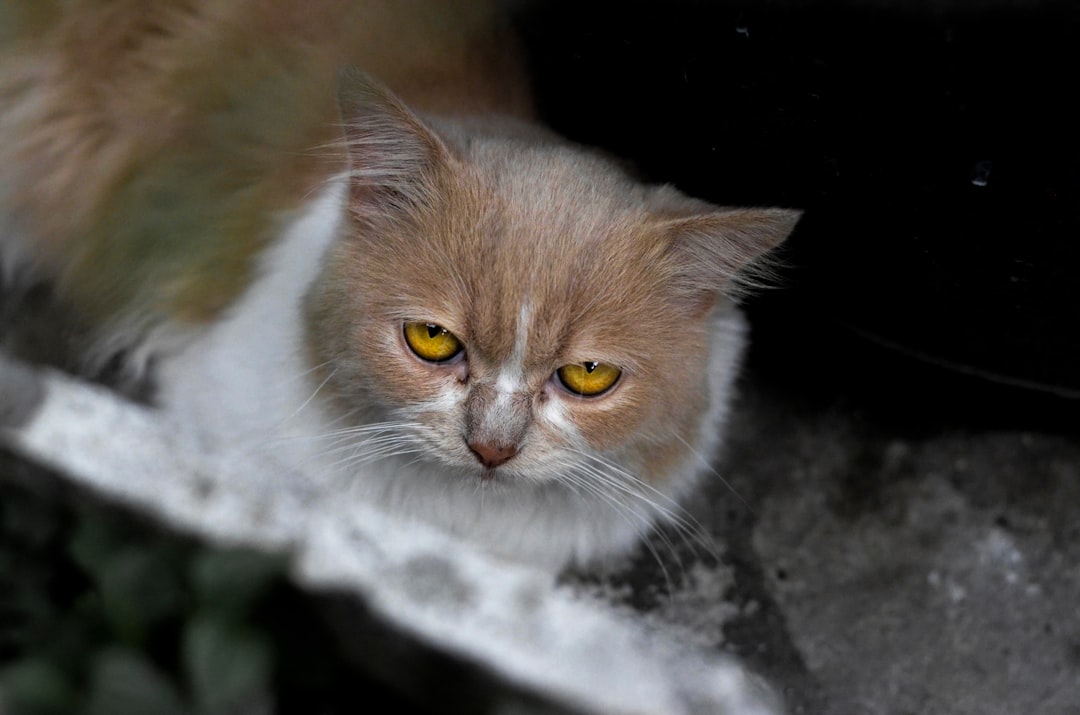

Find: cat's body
<box><xmin>0</xmin><ymin>1</ymin><xmax>798</xmax><ymax>571</ymax></box>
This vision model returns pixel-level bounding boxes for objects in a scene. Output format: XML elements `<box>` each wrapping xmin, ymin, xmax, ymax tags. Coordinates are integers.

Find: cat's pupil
<box><xmin>427</xmin><ymin>324</ymin><xmax>441</xmax><ymax>339</ymax></box>
<box><xmin>585</xmin><ymin>361</ymin><xmax>598</xmax><ymax>373</ymax></box>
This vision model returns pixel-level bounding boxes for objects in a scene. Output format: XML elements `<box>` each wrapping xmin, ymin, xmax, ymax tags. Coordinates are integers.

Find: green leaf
<box><xmin>190</xmin><ymin>548</ymin><xmax>286</xmax><ymax>616</ymax></box>
<box><xmin>80</xmin><ymin>647</ymin><xmax>187</xmax><ymax>715</ymax></box>
<box><xmin>183</xmin><ymin>615</ymin><xmax>273</xmax><ymax>715</ymax></box>
<box><xmin>0</xmin><ymin>657</ymin><xmax>77</xmax><ymax>715</ymax></box>
<box><xmin>97</xmin><ymin>546</ymin><xmax>186</xmax><ymax>645</ymax></box>
<box><xmin>67</xmin><ymin>517</ymin><xmax>124</xmax><ymax>578</ymax></box>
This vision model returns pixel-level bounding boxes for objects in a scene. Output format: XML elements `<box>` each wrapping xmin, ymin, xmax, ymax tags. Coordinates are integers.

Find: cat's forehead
<box><xmin>479</xmin><ymin>141</ymin><xmax>642</xmax><ymax>220</ymax></box>
<box><xmin>439</xmin><ymin>143</ymin><xmax>674</xmax><ymax>366</ymax></box>
<box><xmin>353</xmin><ymin>133</ymin><xmax>684</xmax><ymax>366</ymax></box>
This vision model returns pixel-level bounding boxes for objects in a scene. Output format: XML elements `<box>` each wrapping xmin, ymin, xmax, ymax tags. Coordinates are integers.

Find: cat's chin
<box><xmin>443</xmin><ymin>461</ymin><xmax>543</xmax><ymax>492</ymax></box>
<box><xmin>475</xmin><ymin>466</ymin><xmax>502</xmax><ymax>483</ymax></box>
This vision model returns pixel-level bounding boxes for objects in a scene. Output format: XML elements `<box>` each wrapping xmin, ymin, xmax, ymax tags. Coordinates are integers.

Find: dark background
<box><xmin>517</xmin><ymin>0</ymin><xmax>1080</xmax><ymax>433</ymax></box>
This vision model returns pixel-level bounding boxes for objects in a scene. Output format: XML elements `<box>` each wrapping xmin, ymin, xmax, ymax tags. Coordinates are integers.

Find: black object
<box><xmin>517</xmin><ymin>1</ymin><xmax>1080</xmax><ymax>425</ymax></box>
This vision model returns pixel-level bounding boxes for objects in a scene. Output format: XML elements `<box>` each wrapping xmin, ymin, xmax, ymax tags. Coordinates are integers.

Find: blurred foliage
<box><xmin>0</xmin><ymin>454</ymin><xmax>371</xmax><ymax>715</ymax></box>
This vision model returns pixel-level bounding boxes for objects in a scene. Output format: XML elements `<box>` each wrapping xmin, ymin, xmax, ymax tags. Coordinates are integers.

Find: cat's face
<box><xmin>304</xmin><ymin>72</ymin><xmax>798</xmax><ymax>492</ymax></box>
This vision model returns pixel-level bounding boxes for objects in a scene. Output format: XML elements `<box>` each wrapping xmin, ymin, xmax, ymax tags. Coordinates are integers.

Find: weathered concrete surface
<box><xmin>0</xmin><ymin>359</ymin><xmax>781</xmax><ymax>715</ymax></box>
<box><xmin>571</xmin><ymin>361</ymin><xmax>1080</xmax><ymax>715</ymax></box>
<box><xmin>750</xmin><ymin>388</ymin><xmax>1079</xmax><ymax>713</ymax></box>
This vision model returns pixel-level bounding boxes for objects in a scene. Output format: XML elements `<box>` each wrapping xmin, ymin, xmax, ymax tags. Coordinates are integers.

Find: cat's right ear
<box><xmin>336</xmin><ymin>68</ymin><xmax>451</xmax><ymax>221</ymax></box>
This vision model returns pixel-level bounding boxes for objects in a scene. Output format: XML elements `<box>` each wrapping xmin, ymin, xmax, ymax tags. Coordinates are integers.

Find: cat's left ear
<box><xmin>336</xmin><ymin>68</ymin><xmax>452</xmax><ymax>220</ymax></box>
<box><xmin>654</xmin><ymin>193</ymin><xmax>801</xmax><ymax>305</ymax></box>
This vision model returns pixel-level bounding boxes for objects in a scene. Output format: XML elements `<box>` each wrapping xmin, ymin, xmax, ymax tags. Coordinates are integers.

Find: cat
<box><xmin>0</xmin><ymin>1</ymin><xmax>799</xmax><ymax>571</ymax></box>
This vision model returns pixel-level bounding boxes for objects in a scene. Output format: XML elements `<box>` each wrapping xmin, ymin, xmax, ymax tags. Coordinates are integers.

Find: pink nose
<box><xmin>467</xmin><ymin>441</ymin><xmax>518</xmax><ymax>469</ymax></box>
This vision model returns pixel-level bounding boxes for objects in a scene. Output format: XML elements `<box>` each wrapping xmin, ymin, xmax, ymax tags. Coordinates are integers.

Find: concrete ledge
<box><xmin>0</xmin><ymin>360</ymin><xmax>781</xmax><ymax>715</ymax></box>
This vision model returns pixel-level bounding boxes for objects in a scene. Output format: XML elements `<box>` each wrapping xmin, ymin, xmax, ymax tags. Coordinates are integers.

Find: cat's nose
<box><xmin>467</xmin><ymin>440</ymin><xmax>518</xmax><ymax>469</ymax></box>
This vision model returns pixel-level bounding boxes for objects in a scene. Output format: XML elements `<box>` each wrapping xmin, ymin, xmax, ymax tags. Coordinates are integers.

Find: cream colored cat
<box><xmin>0</xmin><ymin>1</ymin><xmax>798</xmax><ymax>570</ymax></box>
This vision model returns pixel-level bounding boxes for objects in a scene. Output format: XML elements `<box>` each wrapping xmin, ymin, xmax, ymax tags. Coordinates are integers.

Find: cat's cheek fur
<box><xmin>560</xmin><ymin>327</ymin><xmax>714</xmax><ymax>471</ymax></box>
<box><xmin>553</xmin><ymin>386</ymin><xmax>644</xmax><ymax>452</ymax></box>
<box><xmin>370</xmin><ymin>341</ymin><xmax>461</xmax><ymax>410</ymax></box>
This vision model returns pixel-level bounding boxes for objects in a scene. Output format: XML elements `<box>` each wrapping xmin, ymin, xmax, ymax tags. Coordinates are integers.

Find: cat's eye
<box><xmin>556</xmin><ymin>361</ymin><xmax>621</xmax><ymax>397</ymax></box>
<box><xmin>403</xmin><ymin>322</ymin><xmax>463</xmax><ymax>363</ymax></box>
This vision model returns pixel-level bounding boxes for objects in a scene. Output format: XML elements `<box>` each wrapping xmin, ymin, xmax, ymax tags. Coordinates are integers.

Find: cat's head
<box><xmin>305</xmin><ymin>71</ymin><xmax>798</xmax><ymax>497</ymax></box>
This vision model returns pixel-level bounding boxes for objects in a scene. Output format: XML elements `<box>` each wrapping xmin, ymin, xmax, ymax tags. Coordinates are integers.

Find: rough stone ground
<box><xmin>571</xmin><ymin>314</ymin><xmax>1080</xmax><ymax>715</ymax></box>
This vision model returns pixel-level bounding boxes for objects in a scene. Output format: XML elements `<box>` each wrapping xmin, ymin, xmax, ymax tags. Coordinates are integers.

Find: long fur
<box><xmin>0</xmin><ymin>2</ymin><xmax>798</xmax><ymax>571</ymax></box>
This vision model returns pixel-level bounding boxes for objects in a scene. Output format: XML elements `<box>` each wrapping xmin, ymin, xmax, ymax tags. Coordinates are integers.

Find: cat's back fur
<box><xmin>0</xmin><ymin>1</ymin><xmax>799</xmax><ymax>572</ymax></box>
<box><xmin>0</xmin><ymin>0</ymin><xmax>528</xmax><ymax>358</ymax></box>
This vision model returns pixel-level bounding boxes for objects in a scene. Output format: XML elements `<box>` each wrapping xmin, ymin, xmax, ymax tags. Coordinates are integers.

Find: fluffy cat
<box><xmin>0</xmin><ymin>1</ymin><xmax>799</xmax><ymax>571</ymax></box>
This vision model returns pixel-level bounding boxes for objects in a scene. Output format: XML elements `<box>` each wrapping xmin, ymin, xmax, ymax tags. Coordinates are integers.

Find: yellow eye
<box><xmin>557</xmin><ymin>361</ymin><xmax>621</xmax><ymax>397</ymax></box>
<box><xmin>403</xmin><ymin>322</ymin><xmax>463</xmax><ymax>363</ymax></box>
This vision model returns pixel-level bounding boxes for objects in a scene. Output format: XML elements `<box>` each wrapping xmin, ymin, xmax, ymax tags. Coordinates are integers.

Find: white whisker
<box><xmin>577</xmin><ymin>463</ymin><xmax>695</xmax><ymax>569</ymax></box>
<box><xmin>277</xmin><ymin>366</ymin><xmax>337</xmax><ymax>427</ymax></box>
<box><xmin>673</xmin><ymin>433</ymin><xmax>753</xmax><ymax>515</ymax></box>
<box><xmin>323</xmin><ymin>437</ymin><xmax>425</xmax><ymax>472</ymax></box>
<box><xmin>560</xmin><ymin>465</ymin><xmax>679</xmax><ymax>591</ymax></box>
<box><xmin>563</xmin><ymin>447</ymin><xmax>721</xmax><ymax>568</ymax></box>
